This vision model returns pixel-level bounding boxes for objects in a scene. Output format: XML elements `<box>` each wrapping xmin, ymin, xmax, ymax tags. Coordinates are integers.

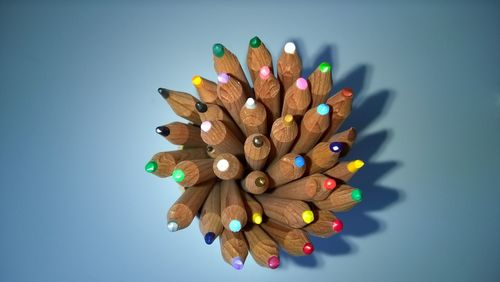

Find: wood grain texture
<box><xmin>213</xmin><ymin>45</ymin><xmax>252</xmax><ymax>98</ymax></box>
<box><xmin>303</xmin><ymin>210</ymin><xmax>341</xmax><ymax>238</ymax></box>
<box><xmin>240</xmin><ymin>170</ymin><xmax>269</xmax><ymax>195</ymax></box>
<box><xmin>261</xmin><ymin>219</ymin><xmax>312</xmax><ymax>256</ymax></box>
<box><xmin>267</xmin><ymin>173</ymin><xmax>335</xmax><ymax>201</ymax></box>
<box><xmin>253</xmin><ymin>70</ymin><xmax>281</xmax><ymax>122</ymax></box>
<box><xmin>269</xmin><ymin>116</ymin><xmax>298</xmax><ymax>164</ymax></box>
<box><xmin>197</xmin><ymin>103</ymin><xmax>245</xmax><ymax>142</ymax></box>
<box><xmin>266</xmin><ymin>153</ymin><xmax>305</xmax><ymax>188</ymax></box>
<box><xmin>158</xmin><ymin>88</ymin><xmax>201</xmax><ymax>125</ymax></box>
<box><xmin>166</xmin><ymin>179</ymin><xmax>215</xmax><ymax>230</ymax></box>
<box><xmin>308</xmin><ymin>66</ymin><xmax>333</xmax><ymax>107</ymax></box>
<box><xmin>305</xmin><ymin>142</ymin><xmax>341</xmax><ymax>175</ymax></box>
<box><xmin>193</xmin><ymin>76</ymin><xmax>223</xmax><ymax>106</ymax></box>
<box><xmin>244</xmin><ymin>224</ymin><xmax>279</xmax><ymax>268</ymax></box>
<box><xmin>291</xmin><ymin>105</ymin><xmax>331</xmax><ymax>154</ymax></box>
<box><xmin>243</xmin><ymin>192</ymin><xmax>263</xmax><ymax>224</ymax></box>
<box><xmin>321</xmin><ymin>88</ymin><xmax>353</xmax><ymax>141</ymax></box>
<box><xmin>247</xmin><ymin>41</ymin><xmax>273</xmax><ymax>83</ymax></box>
<box><xmin>323</xmin><ymin>160</ymin><xmax>363</xmax><ymax>182</ymax></box>
<box><xmin>240</xmin><ymin>100</ymin><xmax>268</xmax><ymax>136</ymax></box>
<box><xmin>312</xmin><ymin>184</ymin><xmax>361</xmax><ymax>212</ymax></box>
<box><xmin>220</xmin><ymin>180</ymin><xmax>248</xmax><ymax>231</ymax></box>
<box><xmin>277</xmin><ymin>48</ymin><xmax>302</xmax><ymax>93</ymax></box>
<box><xmin>255</xmin><ymin>194</ymin><xmax>311</xmax><ymax>228</ymax></box>
<box><xmin>326</xmin><ymin>127</ymin><xmax>357</xmax><ymax>157</ymax></box>
<box><xmin>217</xmin><ymin>75</ymin><xmax>247</xmax><ymax>130</ymax></box>
<box><xmin>162</xmin><ymin>122</ymin><xmax>205</xmax><ymax>147</ymax></box>
<box><xmin>281</xmin><ymin>80</ymin><xmax>311</xmax><ymax>120</ymax></box>
<box><xmin>244</xmin><ymin>134</ymin><xmax>271</xmax><ymax>171</ymax></box>
<box><xmin>199</xmin><ymin>182</ymin><xmax>223</xmax><ymax>238</ymax></box>
<box><xmin>219</xmin><ymin>228</ymin><xmax>248</xmax><ymax>268</ymax></box>
<box><xmin>148</xmin><ymin>148</ymin><xmax>207</xmax><ymax>177</ymax></box>
<box><xmin>174</xmin><ymin>159</ymin><xmax>216</xmax><ymax>187</ymax></box>
<box><xmin>200</xmin><ymin>120</ymin><xmax>244</xmax><ymax>157</ymax></box>
<box><xmin>213</xmin><ymin>153</ymin><xmax>244</xmax><ymax>180</ymax></box>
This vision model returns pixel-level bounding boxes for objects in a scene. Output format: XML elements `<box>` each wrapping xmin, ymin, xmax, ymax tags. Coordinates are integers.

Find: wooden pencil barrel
<box><xmin>240</xmin><ymin>98</ymin><xmax>268</xmax><ymax>136</ymax></box>
<box><xmin>199</xmin><ymin>182</ymin><xmax>223</xmax><ymax>243</ymax></box>
<box><xmin>200</xmin><ymin>120</ymin><xmax>244</xmax><ymax>156</ymax></box>
<box><xmin>312</xmin><ymin>184</ymin><xmax>362</xmax><ymax>212</ymax></box>
<box><xmin>240</xmin><ymin>170</ymin><xmax>269</xmax><ymax>195</ymax></box>
<box><xmin>255</xmin><ymin>194</ymin><xmax>312</xmax><ymax>228</ymax></box>
<box><xmin>261</xmin><ymin>219</ymin><xmax>313</xmax><ymax>256</ymax></box>
<box><xmin>173</xmin><ymin>159</ymin><xmax>216</xmax><ymax>187</ymax></box>
<box><xmin>266</xmin><ymin>153</ymin><xmax>305</xmax><ymax>188</ymax></box>
<box><xmin>220</xmin><ymin>180</ymin><xmax>248</xmax><ymax>232</ymax></box>
<box><xmin>213</xmin><ymin>153</ymin><xmax>245</xmax><ymax>180</ymax></box>
<box><xmin>303</xmin><ymin>210</ymin><xmax>343</xmax><ymax>238</ymax></box>
<box><xmin>219</xmin><ymin>229</ymin><xmax>248</xmax><ymax>270</ymax></box>
<box><xmin>147</xmin><ymin>148</ymin><xmax>207</xmax><ymax>177</ymax></box>
<box><xmin>244</xmin><ymin>134</ymin><xmax>271</xmax><ymax>171</ymax></box>
<box><xmin>243</xmin><ymin>224</ymin><xmax>280</xmax><ymax>269</ymax></box>
<box><xmin>267</xmin><ymin>174</ymin><xmax>336</xmax><ymax>201</ymax></box>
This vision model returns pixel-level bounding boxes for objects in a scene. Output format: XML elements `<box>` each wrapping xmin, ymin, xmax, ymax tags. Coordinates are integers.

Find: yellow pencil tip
<box><xmin>347</xmin><ymin>160</ymin><xmax>364</xmax><ymax>172</ymax></box>
<box><xmin>192</xmin><ymin>75</ymin><xmax>202</xmax><ymax>87</ymax></box>
<box><xmin>302</xmin><ymin>210</ymin><xmax>314</xmax><ymax>224</ymax></box>
<box><xmin>283</xmin><ymin>114</ymin><xmax>294</xmax><ymax>126</ymax></box>
<box><xmin>252</xmin><ymin>213</ymin><xmax>263</xmax><ymax>224</ymax></box>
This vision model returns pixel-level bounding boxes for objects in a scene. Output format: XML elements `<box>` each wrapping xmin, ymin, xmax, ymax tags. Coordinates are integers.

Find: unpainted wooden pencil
<box><xmin>261</xmin><ymin>219</ymin><xmax>314</xmax><ymax>256</ymax></box>
<box><xmin>277</xmin><ymin>42</ymin><xmax>302</xmax><ymax>93</ymax></box>
<box><xmin>145</xmin><ymin>148</ymin><xmax>207</xmax><ymax>177</ymax></box>
<box><xmin>157</xmin><ymin>88</ymin><xmax>201</xmax><ymax>125</ymax></box>
<box><xmin>312</xmin><ymin>184</ymin><xmax>363</xmax><ymax>212</ymax></box>
<box><xmin>240</xmin><ymin>170</ymin><xmax>269</xmax><ymax>195</ymax></box>
<box><xmin>213</xmin><ymin>153</ymin><xmax>245</xmax><ymax>180</ymax></box>
<box><xmin>220</xmin><ymin>180</ymin><xmax>248</xmax><ymax>232</ymax></box>
<box><xmin>219</xmin><ymin>228</ymin><xmax>249</xmax><ymax>270</ymax></box>
<box><xmin>244</xmin><ymin>134</ymin><xmax>271</xmax><ymax>171</ymax></box>
<box><xmin>199</xmin><ymin>182</ymin><xmax>224</xmax><ymax>244</ymax></box>
<box><xmin>255</xmin><ymin>194</ymin><xmax>314</xmax><ymax>228</ymax></box>
<box><xmin>243</xmin><ymin>224</ymin><xmax>280</xmax><ymax>269</ymax></box>
<box><xmin>171</xmin><ymin>158</ymin><xmax>216</xmax><ymax>187</ymax></box>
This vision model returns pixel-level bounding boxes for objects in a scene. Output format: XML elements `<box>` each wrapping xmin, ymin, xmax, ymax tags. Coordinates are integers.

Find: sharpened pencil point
<box><xmin>204</xmin><ymin>232</ymin><xmax>216</xmax><ymax>245</ymax></box>
<box><xmin>252</xmin><ymin>135</ymin><xmax>264</xmax><ymax>148</ymax></box>
<box><xmin>303</xmin><ymin>242</ymin><xmax>314</xmax><ymax>255</ymax></box>
<box><xmin>324</xmin><ymin>178</ymin><xmax>337</xmax><ymax>190</ymax></box>
<box><xmin>342</xmin><ymin>88</ymin><xmax>353</xmax><ymax>97</ymax></box>
<box><xmin>255</xmin><ymin>176</ymin><xmax>266</xmax><ymax>187</ymax></box>
<box><xmin>229</xmin><ymin>220</ymin><xmax>242</xmax><ymax>232</ymax></box>
<box><xmin>319</xmin><ymin>62</ymin><xmax>332</xmax><ymax>73</ymax></box>
<box><xmin>145</xmin><ymin>161</ymin><xmax>158</xmax><ymax>173</ymax></box>
<box><xmin>155</xmin><ymin>125</ymin><xmax>170</xmax><ymax>136</ymax></box>
<box><xmin>216</xmin><ymin>159</ymin><xmax>229</xmax><ymax>172</ymax></box>
<box><xmin>252</xmin><ymin>213</ymin><xmax>263</xmax><ymax>224</ymax></box>
<box><xmin>268</xmin><ymin>256</ymin><xmax>280</xmax><ymax>269</ymax></box>
<box><xmin>296</xmin><ymin>77</ymin><xmax>308</xmax><ymax>90</ymax></box>
<box><xmin>294</xmin><ymin>155</ymin><xmax>305</xmax><ymax>168</ymax></box>
<box><xmin>249</xmin><ymin>36</ymin><xmax>262</xmax><ymax>48</ymax></box>
<box><xmin>195</xmin><ymin>101</ymin><xmax>208</xmax><ymax>113</ymax></box>
<box><xmin>259</xmin><ymin>66</ymin><xmax>271</xmax><ymax>80</ymax></box>
<box><xmin>347</xmin><ymin>160</ymin><xmax>364</xmax><ymax>173</ymax></box>
<box><xmin>213</xmin><ymin>43</ymin><xmax>224</xmax><ymax>57</ymax></box>
<box><xmin>200</xmin><ymin>121</ymin><xmax>212</xmax><ymax>132</ymax></box>
<box><xmin>283</xmin><ymin>114</ymin><xmax>294</xmax><ymax>126</ymax></box>
<box><xmin>317</xmin><ymin>103</ymin><xmax>330</xmax><ymax>116</ymax></box>
<box><xmin>206</xmin><ymin>146</ymin><xmax>214</xmax><ymax>153</ymax></box>
<box><xmin>351</xmin><ymin>189</ymin><xmax>363</xmax><ymax>202</ymax></box>
<box><xmin>157</xmin><ymin>88</ymin><xmax>169</xmax><ymax>99</ymax></box>
<box><xmin>172</xmin><ymin>169</ymin><xmax>185</xmax><ymax>183</ymax></box>
<box><xmin>284</xmin><ymin>42</ymin><xmax>296</xmax><ymax>54</ymax></box>
<box><xmin>217</xmin><ymin>72</ymin><xmax>229</xmax><ymax>84</ymax></box>
<box><xmin>192</xmin><ymin>75</ymin><xmax>202</xmax><ymax>87</ymax></box>
<box><xmin>167</xmin><ymin>221</ymin><xmax>178</xmax><ymax>232</ymax></box>
<box><xmin>245</xmin><ymin>97</ymin><xmax>256</xmax><ymax>109</ymax></box>
<box><xmin>332</xmin><ymin>218</ymin><xmax>344</xmax><ymax>233</ymax></box>
<box><xmin>329</xmin><ymin>142</ymin><xmax>343</xmax><ymax>153</ymax></box>
<box><xmin>302</xmin><ymin>210</ymin><xmax>315</xmax><ymax>224</ymax></box>
<box><xmin>231</xmin><ymin>257</ymin><xmax>244</xmax><ymax>270</ymax></box>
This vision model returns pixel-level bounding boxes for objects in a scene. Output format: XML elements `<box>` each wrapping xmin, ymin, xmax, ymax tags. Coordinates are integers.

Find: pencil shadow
<box><xmin>279</xmin><ymin>44</ymin><xmax>403</xmax><ymax>268</ymax></box>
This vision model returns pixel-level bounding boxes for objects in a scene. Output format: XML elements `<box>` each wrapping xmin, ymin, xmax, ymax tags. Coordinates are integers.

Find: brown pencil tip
<box><xmin>252</xmin><ymin>135</ymin><xmax>264</xmax><ymax>148</ymax></box>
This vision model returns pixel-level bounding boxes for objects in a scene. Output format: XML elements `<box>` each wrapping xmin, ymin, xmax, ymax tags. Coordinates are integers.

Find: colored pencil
<box><xmin>171</xmin><ymin>158</ymin><xmax>216</xmax><ymax>187</ymax></box>
<box><xmin>199</xmin><ymin>182</ymin><xmax>224</xmax><ymax>244</ymax></box>
<box><xmin>241</xmin><ymin>170</ymin><xmax>269</xmax><ymax>195</ymax></box>
<box><xmin>269</xmin><ymin>114</ymin><xmax>298</xmax><ymax>163</ymax></box>
<box><xmin>219</xmin><ymin>228</ymin><xmax>249</xmax><ymax>270</ymax></box>
<box><xmin>213</xmin><ymin>153</ymin><xmax>245</xmax><ymax>180</ymax></box>
<box><xmin>255</xmin><ymin>194</ymin><xmax>314</xmax><ymax>228</ymax></box>
<box><xmin>304</xmin><ymin>141</ymin><xmax>343</xmax><ymax>175</ymax></box>
<box><xmin>267</xmin><ymin>174</ymin><xmax>337</xmax><ymax>201</ymax></box>
<box><xmin>325</xmin><ymin>127</ymin><xmax>357</xmax><ymax>157</ymax></box>
<box><xmin>244</xmin><ymin>133</ymin><xmax>271</xmax><ymax>171</ymax></box>
<box><xmin>192</xmin><ymin>75</ymin><xmax>223</xmax><ymax>106</ymax></box>
<box><xmin>312</xmin><ymin>184</ymin><xmax>363</xmax><ymax>212</ymax></box>
<box><xmin>200</xmin><ymin>120</ymin><xmax>244</xmax><ymax>156</ymax></box>
<box><xmin>281</xmin><ymin>77</ymin><xmax>311</xmax><ymax>120</ymax></box>
<box><xmin>240</xmin><ymin>98</ymin><xmax>268</xmax><ymax>136</ymax></box>
<box><xmin>166</xmin><ymin>179</ymin><xmax>215</xmax><ymax>232</ymax></box>
<box><xmin>213</xmin><ymin>43</ymin><xmax>252</xmax><ymax>98</ymax></box>
<box><xmin>323</xmin><ymin>160</ymin><xmax>364</xmax><ymax>182</ymax></box>
<box><xmin>145</xmin><ymin>148</ymin><xmax>208</xmax><ymax>177</ymax></box>
<box><xmin>247</xmin><ymin>36</ymin><xmax>273</xmax><ymax>83</ymax></box>
<box><xmin>243</xmin><ymin>192</ymin><xmax>264</xmax><ymax>225</ymax></box>
<box><xmin>217</xmin><ymin>73</ymin><xmax>247</xmax><ymax>130</ymax></box>
<box><xmin>220</xmin><ymin>180</ymin><xmax>248</xmax><ymax>232</ymax></box>
<box><xmin>290</xmin><ymin>103</ymin><xmax>331</xmax><ymax>154</ymax></box>
<box><xmin>155</xmin><ymin>122</ymin><xmax>205</xmax><ymax>147</ymax></box>
<box><xmin>321</xmin><ymin>88</ymin><xmax>353</xmax><ymax>142</ymax></box>
<box><xmin>254</xmin><ymin>66</ymin><xmax>281</xmax><ymax>122</ymax></box>
<box><xmin>277</xmin><ymin>42</ymin><xmax>302</xmax><ymax>93</ymax></box>
<box><xmin>266</xmin><ymin>153</ymin><xmax>306</xmax><ymax>188</ymax></box>
<box><xmin>308</xmin><ymin>62</ymin><xmax>333</xmax><ymax>107</ymax></box>
<box><xmin>244</xmin><ymin>224</ymin><xmax>280</xmax><ymax>269</ymax></box>
<box><xmin>195</xmin><ymin>101</ymin><xmax>245</xmax><ymax>142</ymax></box>
<box><xmin>157</xmin><ymin>88</ymin><xmax>201</xmax><ymax>125</ymax></box>
<box><xmin>261</xmin><ymin>220</ymin><xmax>314</xmax><ymax>256</ymax></box>
<box><xmin>303</xmin><ymin>209</ymin><xmax>343</xmax><ymax>238</ymax></box>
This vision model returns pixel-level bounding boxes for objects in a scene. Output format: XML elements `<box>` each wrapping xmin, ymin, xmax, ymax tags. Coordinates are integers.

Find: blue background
<box><xmin>1</xmin><ymin>0</ymin><xmax>499</xmax><ymax>281</ymax></box>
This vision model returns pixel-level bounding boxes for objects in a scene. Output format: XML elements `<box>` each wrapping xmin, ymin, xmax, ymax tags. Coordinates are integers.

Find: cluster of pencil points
<box><xmin>146</xmin><ymin>36</ymin><xmax>364</xmax><ymax>270</ymax></box>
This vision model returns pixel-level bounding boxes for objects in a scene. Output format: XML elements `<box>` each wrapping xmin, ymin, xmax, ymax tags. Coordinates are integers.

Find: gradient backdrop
<box><xmin>1</xmin><ymin>0</ymin><xmax>499</xmax><ymax>281</ymax></box>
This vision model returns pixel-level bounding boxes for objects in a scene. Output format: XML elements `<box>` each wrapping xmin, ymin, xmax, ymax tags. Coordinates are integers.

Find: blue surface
<box><xmin>1</xmin><ymin>1</ymin><xmax>500</xmax><ymax>281</ymax></box>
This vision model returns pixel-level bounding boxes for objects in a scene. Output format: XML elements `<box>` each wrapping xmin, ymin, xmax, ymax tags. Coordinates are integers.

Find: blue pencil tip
<box><xmin>294</xmin><ymin>155</ymin><xmax>305</xmax><ymax>167</ymax></box>
<box><xmin>329</xmin><ymin>142</ymin><xmax>343</xmax><ymax>153</ymax></box>
<box><xmin>204</xmin><ymin>232</ymin><xmax>216</xmax><ymax>245</ymax></box>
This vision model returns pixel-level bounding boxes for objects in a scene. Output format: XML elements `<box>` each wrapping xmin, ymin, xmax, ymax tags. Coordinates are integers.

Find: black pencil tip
<box><xmin>157</xmin><ymin>88</ymin><xmax>169</xmax><ymax>99</ymax></box>
<box><xmin>155</xmin><ymin>126</ymin><xmax>170</xmax><ymax>137</ymax></box>
<box><xmin>195</xmin><ymin>101</ymin><xmax>208</xmax><ymax>113</ymax></box>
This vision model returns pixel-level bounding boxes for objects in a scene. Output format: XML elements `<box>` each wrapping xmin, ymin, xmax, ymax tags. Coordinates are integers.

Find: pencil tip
<box><xmin>284</xmin><ymin>42</ymin><xmax>296</xmax><ymax>54</ymax></box>
<box><xmin>252</xmin><ymin>213</ymin><xmax>263</xmax><ymax>224</ymax></box>
<box><xmin>323</xmin><ymin>178</ymin><xmax>337</xmax><ymax>190</ymax></box>
<box><xmin>213</xmin><ymin>43</ymin><xmax>224</xmax><ymax>57</ymax></box>
<box><xmin>157</xmin><ymin>88</ymin><xmax>169</xmax><ymax>99</ymax></box>
<box><xmin>200</xmin><ymin>121</ymin><xmax>212</xmax><ymax>132</ymax></box>
<box><xmin>259</xmin><ymin>66</ymin><xmax>271</xmax><ymax>80</ymax></box>
<box><xmin>252</xmin><ymin>135</ymin><xmax>264</xmax><ymax>147</ymax></box>
<box><xmin>245</xmin><ymin>97</ymin><xmax>256</xmax><ymax>109</ymax></box>
<box><xmin>319</xmin><ymin>62</ymin><xmax>332</xmax><ymax>73</ymax></box>
<box><xmin>195</xmin><ymin>101</ymin><xmax>208</xmax><ymax>113</ymax></box>
<box><xmin>303</xmin><ymin>242</ymin><xmax>314</xmax><ymax>255</ymax></box>
<box><xmin>295</xmin><ymin>77</ymin><xmax>308</xmax><ymax>90</ymax></box>
<box><xmin>229</xmin><ymin>220</ymin><xmax>242</xmax><ymax>232</ymax></box>
<box><xmin>302</xmin><ymin>210</ymin><xmax>315</xmax><ymax>224</ymax></box>
<box><xmin>204</xmin><ymin>232</ymin><xmax>216</xmax><ymax>245</ymax></box>
<box><xmin>316</xmin><ymin>104</ymin><xmax>330</xmax><ymax>116</ymax></box>
<box><xmin>332</xmin><ymin>218</ymin><xmax>344</xmax><ymax>233</ymax></box>
<box><xmin>231</xmin><ymin>257</ymin><xmax>244</xmax><ymax>270</ymax></box>
<box><xmin>294</xmin><ymin>155</ymin><xmax>305</xmax><ymax>168</ymax></box>
<box><xmin>155</xmin><ymin>125</ymin><xmax>170</xmax><ymax>137</ymax></box>
<box><xmin>283</xmin><ymin>114</ymin><xmax>294</xmax><ymax>126</ymax></box>
<box><xmin>172</xmin><ymin>169</ymin><xmax>185</xmax><ymax>183</ymax></box>
<box><xmin>216</xmin><ymin>159</ymin><xmax>229</xmax><ymax>172</ymax></box>
<box><xmin>167</xmin><ymin>221</ymin><xmax>178</xmax><ymax>232</ymax></box>
<box><xmin>351</xmin><ymin>189</ymin><xmax>363</xmax><ymax>202</ymax></box>
<box><xmin>192</xmin><ymin>75</ymin><xmax>202</xmax><ymax>87</ymax></box>
<box><xmin>255</xmin><ymin>176</ymin><xmax>266</xmax><ymax>187</ymax></box>
<box><xmin>217</xmin><ymin>72</ymin><xmax>229</xmax><ymax>84</ymax></box>
<box><xmin>145</xmin><ymin>161</ymin><xmax>158</xmax><ymax>173</ymax></box>
<box><xmin>342</xmin><ymin>88</ymin><xmax>353</xmax><ymax>97</ymax></box>
<box><xmin>249</xmin><ymin>36</ymin><xmax>261</xmax><ymax>48</ymax></box>
<box><xmin>347</xmin><ymin>160</ymin><xmax>364</xmax><ymax>173</ymax></box>
<box><xmin>268</xmin><ymin>256</ymin><xmax>280</xmax><ymax>269</ymax></box>
<box><xmin>329</xmin><ymin>142</ymin><xmax>343</xmax><ymax>153</ymax></box>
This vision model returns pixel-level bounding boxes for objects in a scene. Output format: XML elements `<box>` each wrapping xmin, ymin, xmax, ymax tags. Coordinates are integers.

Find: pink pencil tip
<box><xmin>200</xmin><ymin>121</ymin><xmax>212</xmax><ymax>132</ymax></box>
<box><xmin>296</xmin><ymin>78</ymin><xmax>308</xmax><ymax>90</ymax></box>
<box><xmin>217</xmin><ymin>73</ymin><xmax>230</xmax><ymax>84</ymax></box>
<box><xmin>259</xmin><ymin>66</ymin><xmax>271</xmax><ymax>80</ymax></box>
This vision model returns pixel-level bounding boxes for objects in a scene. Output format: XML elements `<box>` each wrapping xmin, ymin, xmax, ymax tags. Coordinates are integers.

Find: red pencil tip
<box><xmin>303</xmin><ymin>242</ymin><xmax>314</xmax><ymax>255</ymax></box>
<box><xmin>323</xmin><ymin>178</ymin><xmax>337</xmax><ymax>190</ymax></box>
<box><xmin>342</xmin><ymin>88</ymin><xmax>353</xmax><ymax>97</ymax></box>
<box><xmin>332</xmin><ymin>218</ymin><xmax>344</xmax><ymax>233</ymax></box>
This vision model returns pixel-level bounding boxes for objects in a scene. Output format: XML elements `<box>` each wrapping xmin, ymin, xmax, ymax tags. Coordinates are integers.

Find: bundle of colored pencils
<box><xmin>146</xmin><ymin>37</ymin><xmax>363</xmax><ymax>270</ymax></box>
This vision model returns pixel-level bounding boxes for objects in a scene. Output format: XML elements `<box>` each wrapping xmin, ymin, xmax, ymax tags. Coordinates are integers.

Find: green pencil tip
<box><xmin>172</xmin><ymin>169</ymin><xmax>185</xmax><ymax>183</ymax></box>
<box><xmin>145</xmin><ymin>161</ymin><xmax>158</xmax><ymax>173</ymax></box>
<box><xmin>319</xmin><ymin>62</ymin><xmax>331</xmax><ymax>73</ymax></box>
<box><xmin>351</xmin><ymin>189</ymin><xmax>363</xmax><ymax>202</ymax></box>
<box><xmin>213</xmin><ymin>43</ymin><xmax>225</xmax><ymax>57</ymax></box>
<box><xmin>249</xmin><ymin>36</ymin><xmax>261</xmax><ymax>48</ymax></box>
